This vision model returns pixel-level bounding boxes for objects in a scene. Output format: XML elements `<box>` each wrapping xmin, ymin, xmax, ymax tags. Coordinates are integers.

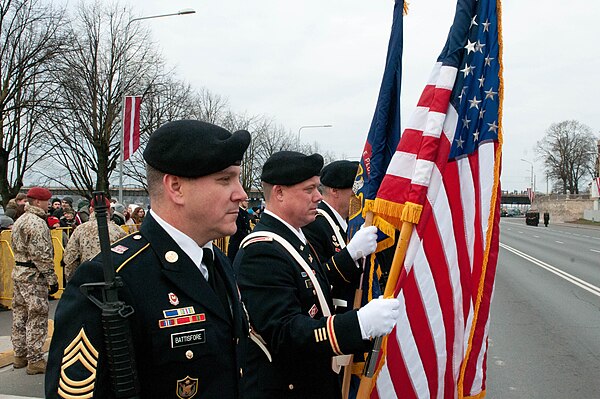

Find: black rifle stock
<box><xmin>80</xmin><ymin>192</ymin><xmax>140</xmax><ymax>398</ymax></box>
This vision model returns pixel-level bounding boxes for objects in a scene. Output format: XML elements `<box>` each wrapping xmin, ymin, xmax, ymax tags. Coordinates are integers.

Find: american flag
<box><xmin>369</xmin><ymin>0</ymin><xmax>502</xmax><ymax>397</ymax></box>
<box><xmin>122</xmin><ymin>95</ymin><xmax>142</xmax><ymax>161</ymax></box>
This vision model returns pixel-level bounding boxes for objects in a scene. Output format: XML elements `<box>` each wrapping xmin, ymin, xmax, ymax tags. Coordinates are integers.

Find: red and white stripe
<box><xmin>372</xmin><ymin>62</ymin><xmax>501</xmax><ymax>399</ymax></box>
<box><xmin>122</xmin><ymin>96</ymin><xmax>142</xmax><ymax>161</ymax></box>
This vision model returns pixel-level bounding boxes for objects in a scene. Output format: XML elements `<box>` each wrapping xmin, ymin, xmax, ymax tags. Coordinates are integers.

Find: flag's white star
<box><xmin>485</xmin><ymin>55</ymin><xmax>494</xmax><ymax>66</ymax></box>
<box><xmin>465</xmin><ymin>39</ymin><xmax>476</xmax><ymax>54</ymax></box>
<box><xmin>479</xmin><ymin>108</ymin><xmax>486</xmax><ymax>119</ymax></box>
<box><xmin>484</xmin><ymin>88</ymin><xmax>497</xmax><ymax>100</ymax></box>
<box><xmin>475</xmin><ymin>40</ymin><xmax>486</xmax><ymax>53</ymax></box>
<box><xmin>456</xmin><ymin>136</ymin><xmax>465</xmax><ymax>148</ymax></box>
<box><xmin>469</xmin><ymin>96</ymin><xmax>481</xmax><ymax>109</ymax></box>
<box><xmin>470</xmin><ymin>15</ymin><xmax>478</xmax><ymax>28</ymax></box>
<box><xmin>482</xmin><ymin>19</ymin><xmax>491</xmax><ymax>32</ymax></box>
<box><xmin>478</xmin><ymin>76</ymin><xmax>485</xmax><ymax>88</ymax></box>
<box><xmin>462</xmin><ymin>117</ymin><xmax>471</xmax><ymax>129</ymax></box>
<box><xmin>461</xmin><ymin>64</ymin><xmax>475</xmax><ymax>77</ymax></box>
<box><xmin>473</xmin><ymin>130</ymin><xmax>480</xmax><ymax>141</ymax></box>
<box><xmin>487</xmin><ymin>121</ymin><xmax>499</xmax><ymax>133</ymax></box>
<box><xmin>458</xmin><ymin>85</ymin><xmax>468</xmax><ymax>101</ymax></box>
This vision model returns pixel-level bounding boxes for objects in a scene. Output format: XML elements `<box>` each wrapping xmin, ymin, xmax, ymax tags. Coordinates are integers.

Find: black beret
<box><xmin>261</xmin><ymin>151</ymin><xmax>324</xmax><ymax>185</ymax></box>
<box><xmin>320</xmin><ymin>160</ymin><xmax>359</xmax><ymax>189</ymax></box>
<box><xmin>143</xmin><ymin>120</ymin><xmax>251</xmax><ymax>177</ymax></box>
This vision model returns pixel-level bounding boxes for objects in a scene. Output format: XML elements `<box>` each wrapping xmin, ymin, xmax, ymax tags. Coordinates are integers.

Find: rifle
<box><xmin>80</xmin><ymin>192</ymin><xmax>140</xmax><ymax>398</ymax></box>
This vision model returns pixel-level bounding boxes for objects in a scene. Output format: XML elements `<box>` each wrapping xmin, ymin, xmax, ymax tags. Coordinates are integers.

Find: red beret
<box><xmin>47</xmin><ymin>216</ymin><xmax>60</xmax><ymax>228</ymax></box>
<box><xmin>26</xmin><ymin>187</ymin><xmax>52</xmax><ymax>201</ymax></box>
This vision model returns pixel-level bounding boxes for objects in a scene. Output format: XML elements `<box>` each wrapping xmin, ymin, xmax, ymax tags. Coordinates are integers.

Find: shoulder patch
<box><xmin>109</xmin><ymin>233</ymin><xmax>150</xmax><ymax>273</ymax></box>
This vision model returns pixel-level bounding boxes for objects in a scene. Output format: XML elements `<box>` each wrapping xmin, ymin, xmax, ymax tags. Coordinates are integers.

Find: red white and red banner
<box><xmin>122</xmin><ymin>96</ymin><xmax>142</xmax><ymax>161</ymax></box>
<box><xmin>527</xmin><ymin>187</ymin><xmax>535</xmax><ymax>204</ymax></box>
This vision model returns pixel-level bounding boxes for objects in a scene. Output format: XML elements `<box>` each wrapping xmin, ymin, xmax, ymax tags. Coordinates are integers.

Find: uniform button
<box><xmin>185</xmin><ymin>350</ymin><xmax>194</xmax><ymax>359</ymax></box>
<box><xmin>236</xmin><ymin>338</ymin><xmax>240</xmax><ymax>344</ymax></box>
<box><xmin>288</xmin><ymin>384</ymin><xmax>294</xmax><ymax>390</ymax></box>
<box><xmin>240</xmin><ymin>368</ymin><xmax>243</xmax><ymax>377</ymax></box>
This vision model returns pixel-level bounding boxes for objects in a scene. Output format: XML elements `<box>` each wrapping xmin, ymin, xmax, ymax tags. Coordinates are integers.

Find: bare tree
<box><xmin>536</xmin><ymin>120</ymin><xmax>597</xmax><ymax>194</ymax></box>
<box><xmin>39</xmin><ymin>1</ymin><xmax>165</xmax><ymax>198</ymax></box>
<box><xmin>0</xmin><ymin>0</ymin><xmax>68</xmax><ymax>207</ymax></box>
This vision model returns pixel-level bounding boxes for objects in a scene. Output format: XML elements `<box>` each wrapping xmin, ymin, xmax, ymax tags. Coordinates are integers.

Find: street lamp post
<box><xmin>520</xmin><ymin>158</ymin><xmax>534</xmax><ymax>193</ymax></box>
<box><xmin>297</xmin><ymin>124</ymin><xmax>333</xmax><ymax>141</ymax></box>
<box><xmin>118</xmin><ymin>9</ymin><xmax>196</xmax><ymax>203</ymax></box>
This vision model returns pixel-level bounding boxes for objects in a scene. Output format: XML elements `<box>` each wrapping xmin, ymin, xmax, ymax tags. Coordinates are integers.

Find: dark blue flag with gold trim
<box><xmin>348</xmin><ymin>0</ymin><xmax>404</xmax><ymax>304</ymax></box>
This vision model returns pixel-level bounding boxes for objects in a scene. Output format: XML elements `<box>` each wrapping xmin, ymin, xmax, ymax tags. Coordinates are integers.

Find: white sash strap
<box><xmin>242</xmin><ymin>231</ymin><xmax>346</xmax><ymax>373</ymax></box>
<box><xmin>315</xmin><ymin>209</ymin><xmax>346</xmax><ymax>249</ymax></box>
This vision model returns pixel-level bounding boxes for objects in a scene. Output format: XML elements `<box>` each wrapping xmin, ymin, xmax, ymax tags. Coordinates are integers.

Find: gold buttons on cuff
<box><xmin>185</xmin><ymin>350</ymin><xmax>194</xmax><ymax>360</ymax></box>
<box><xmin>288</xmin><ymin>384</ymin><xmax>294</xmax><ymax>390</ymax></box>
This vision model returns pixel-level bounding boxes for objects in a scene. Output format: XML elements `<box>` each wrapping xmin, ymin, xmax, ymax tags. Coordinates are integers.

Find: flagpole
<box><xmin>356</xmin><ymin>217</ymin><xmax>415</xmax><ymax>399</ymax></box>
<box><xmin>119</xmin><ymin>96</ymin><xmax>125</xmax><ymax>203</ymax></box>
<box><xmin>341</xmin><ymin>211</ymin><xmax>373</xmax><ymax>398</ymax></box>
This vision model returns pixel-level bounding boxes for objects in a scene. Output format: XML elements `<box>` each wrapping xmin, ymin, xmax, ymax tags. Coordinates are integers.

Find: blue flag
<box><xmin>348</xmin><ymin>0</ymin><xmax>404</xmax><ymax>304</ymax></box>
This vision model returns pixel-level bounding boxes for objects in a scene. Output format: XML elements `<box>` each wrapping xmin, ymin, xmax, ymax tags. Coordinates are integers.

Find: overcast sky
<box><xmin>127</xmin><ymin>0</ymin><xmax>600</xmax><ymax>193</ymax></box>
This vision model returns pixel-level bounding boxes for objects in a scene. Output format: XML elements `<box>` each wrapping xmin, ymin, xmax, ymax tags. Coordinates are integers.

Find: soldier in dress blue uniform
<box><xmin>45</xmin><ymin>120</ymin><xmax>251</xmax><ymax>399</ymax></box>
<box><xmin>304</xmin><ymin>160</ymin><xmax>378</xmax><ymax>314</ymax></box>
<box><xmin>234</xmin><ymin>151</ymin><xmax>401</xmax><ymax>399</ymax></box>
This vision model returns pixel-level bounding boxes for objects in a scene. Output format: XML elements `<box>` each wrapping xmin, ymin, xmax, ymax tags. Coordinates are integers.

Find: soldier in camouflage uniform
<box><xmin>63</xmin><ymin>198</ymin><xmax>127</xmax><ymax>281</ymax></box>
<box><xmin>10</xmin><ymin>186</ymin><xmax>59</xmax><ymax>375</ymax></box>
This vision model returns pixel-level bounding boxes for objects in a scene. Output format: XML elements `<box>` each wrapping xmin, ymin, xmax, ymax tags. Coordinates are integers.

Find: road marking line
<box><xmin>591</xmin><ymin>249</ymin><xmax>600</xmax><ymax>254</ymax></box>
<box><xmin>555</xmin><ymin>241</ymin><xmax>564</xmax><ymax>244</ymax></box>
<box><xmin>534</xmin><ymin>235</ymin><xmax>540</xmax><ymax>238</ymax></box>
<box><xmin>500</xmin><ymin>243</ymin><xmax>600</xmax><ymax>298</ymax></box>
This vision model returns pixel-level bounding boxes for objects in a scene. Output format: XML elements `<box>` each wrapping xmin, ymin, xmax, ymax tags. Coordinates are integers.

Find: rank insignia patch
<box><xmin>308</xmin><ymin>254</ymin><xmax>313</xmax><ymax>263</ymax></box>
<box><xmin>58</xmin><ymin>328</ymin><xmax>98</xmax><ymax>398</ymax></box>
<box><xmin>111</xmin><ymin>245</ymin><xmax>128</xmax><ymax>254</ymax></box>
<box><xmin>304</xmin><ymin>279</ymin><xmax>313</xmax><ymax>289</ymax></box>
<box><xmin>159</xmin><ymin>313</ymin><xmax>206</xmax><ymax>329</ymax></box>
<box><xmin>176</xmin><ymin>376</ymin><xmax>198</xmax><ymax>399</ymax></box>
<box><xmin>168</xmin><ymin>292</ymin><xmax>179</xmax><ymax>306</ymax></box>
<box><xmin>163</xmin><ymin>306</ymin><xmax>195</xmax><ymax>318</ymax></box>
<box><xmin>308</xmin><ymin>304</ymin><xmax>318</xmax><ymax>318</ymax></box>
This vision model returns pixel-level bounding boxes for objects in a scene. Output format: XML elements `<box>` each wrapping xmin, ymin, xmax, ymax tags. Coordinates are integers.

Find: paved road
<box><xmin>486</xmin><ymin>219</ymin><xmax>600</xmax><ymax>398</ymax></box>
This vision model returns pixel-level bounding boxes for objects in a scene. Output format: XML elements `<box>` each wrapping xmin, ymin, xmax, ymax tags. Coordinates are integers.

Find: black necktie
<box><xmin>203</xmin><ymin>248</ymin><xmax>230</xmax><ymax>314</ymax></box>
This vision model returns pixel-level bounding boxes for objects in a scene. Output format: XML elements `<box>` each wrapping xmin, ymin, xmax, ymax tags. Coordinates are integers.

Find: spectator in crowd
<box><xmin>15</xmin><ymin>193</ymin><xmax>27</xmax><ymax>206</ymax></box>
<box><xmin>11</xmin><ymin>186</ymin><xmax>58</xmax><ymax>374</ymax></box>
<box><xmin>110</xmin><ymin>203</ymin><xmax>127</xmax><ymax>226</ymax></box>
<box><xmin>62</xmin><ymin>198</ymin><xmax>127</xmax><ymax>281</ymax></box>
<box><xmin>49</xmin><ymin>198</ymin><xmax>62</xmax><ymax>218</ymax></box>
<box><xmin>5</xmin><ymin>199</ymin><xmax>18</xmax><ymax>220</ymax></box>
<box><xmin>47</xmin><ymin>216</ymin><xmax>68</xmax><ymax>249</ymax></box>
<box><xmin>75</xmin><ymin>199</ymin><xmax>90</xmax><ymax>224</ymax></box>
<box><xmin>59</xmin><ymin>209</ymin><xmax>78</xmax><ymax>232</ymax></box>
<box><xmin>126</xmin><ymin>206</ymin><xmax>145</xmax><ymax>232</ymax></box>
<box><xmin>0</xmin><ymin>215</ymin><xmax>14</xmax><ymax>230</ymax></box>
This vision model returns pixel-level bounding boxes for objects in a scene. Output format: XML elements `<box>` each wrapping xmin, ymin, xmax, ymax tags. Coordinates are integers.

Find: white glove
<box><xmin>357</xmin><ymin>297</ymin><xmax>400</xmax><ymax>339</ymax></box>
<box><xmin>346</xmin><ymin>225</ymin><xmax>378</xmax><ymax>260</ymax></box>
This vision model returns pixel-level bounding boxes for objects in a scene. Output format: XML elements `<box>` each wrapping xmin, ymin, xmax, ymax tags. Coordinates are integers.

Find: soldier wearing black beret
<box><xmin>304</xmin><ymin>160</ymin><xmax>378</xmax><ymax>314</ymax></box>
<box><xmin>234</xmin><ymin>151</ymin><xmax>400</xmax><ymax>399</ymax></box>
<box><xmin>46</xmin><ymin>120</ymin><xmax>251</xmax><ymax>398</ymax></box>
